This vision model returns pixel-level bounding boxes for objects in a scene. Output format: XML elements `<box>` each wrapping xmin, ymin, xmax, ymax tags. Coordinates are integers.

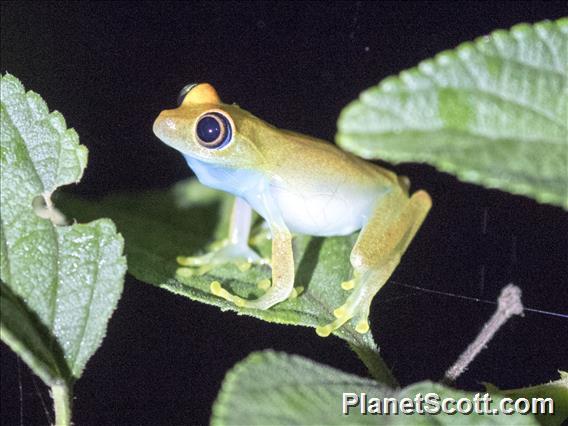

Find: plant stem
<box><xmin>443</xmin><ymin>283</ymin><xmax>523</xmax><ymax>384</ymax></box>
<box><xmin>52</xmin><ymin>382</ymin><xmax>72</xmax><ymax>426</ymax></box>
<box><xmin>350</xmin><ymin>343</ymin><xmax>399</xmax><ymax>388</ymax></box>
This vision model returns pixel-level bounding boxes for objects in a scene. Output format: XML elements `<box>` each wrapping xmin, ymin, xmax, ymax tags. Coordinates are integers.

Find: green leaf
<box><xmin>0</xmin><ymin>283</ymin><xmax>68</xmax><ymax>385</ymax></box>
<box><xmin>395</xmin><ymin>382</ymin><xmax>539</xmax><ymax>426</ymax></box>
<box><xmin>337</xmin><ymin>19</ymin><xmax>568</xmax><ymax>209</ymax></box>
<box><xmin>0</xmin><ymin>73</ymin><xmax>126</xmax><ymax>387</ymax></box>
<box><xmin>212</xmin><ymin>350</ymin><xmax>391</xmax><ymax>425</ymax></box>
<box><xmin>212</xmin><ymin>351</ymin><xmax>540</xmax><ymax>425</ymax></box>
<box><xmin>60</xmin><ymin>179</ymin><xmax>397</xmax><ymax>387</ymax></box>
<box><xmin>484</xmin><ymin>371</ymin><xmax>568</xmax><ymax>426</ymax></box>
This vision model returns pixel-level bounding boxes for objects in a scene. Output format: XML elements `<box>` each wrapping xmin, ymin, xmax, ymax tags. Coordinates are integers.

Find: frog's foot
<box><xmin>177</xmin><ymin>243</ymin><xmax>268</xmax><ymax>274</ymax></box>
<box><xmin>209</xmin><ymin>228</ymin><xmax>295</xmax><ymax>310</ymax></box>
<box><xmin>210</xmin><ymin>279</ymin><xmax>295</xmax><ymax>310</ymax></box>
<box><xmin>210</xmin><ymin>281</ymin><xmax>248</xmax><ymax>307</ymax></box>
<box><xmin>315</xmin><ymin>271</ymin><xmax>377</xmax><ymax>337</ymax></box>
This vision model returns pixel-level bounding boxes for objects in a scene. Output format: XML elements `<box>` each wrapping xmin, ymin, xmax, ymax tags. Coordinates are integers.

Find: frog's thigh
<box><xmin>351</xmin><ymin>189</ymin><xmax>431</xmax><ymax>271</ymax></box>
<box><xmin>316</xmin><ymin>189</ymin><xmax>431</xmax><ymax>337</ymax></box>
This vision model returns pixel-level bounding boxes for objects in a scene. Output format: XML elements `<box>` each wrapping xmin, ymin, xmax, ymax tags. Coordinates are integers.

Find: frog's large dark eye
<box><xmin>195</xmin><ymin>112</ymin><xmax>232</xmax><ymax>149</ymax></box>
<box><xmin>177</xmin><ymin>83</ymin><xmax>198</xmax><ymax>106</ymax></box>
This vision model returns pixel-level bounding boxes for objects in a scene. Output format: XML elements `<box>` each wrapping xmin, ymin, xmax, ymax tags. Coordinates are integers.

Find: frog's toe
<box><xmin>315</xmin><ymin>275</ymin><xmax>373</xmax><ymax>337</ymax></box>
<box><xmin>177</xmin><ymin>244</ymin><xmax>266</xmax><ymax>269</ymax></box>
<box><xmin>236</xmin><ymin>261</ymin><xmax>252</xmax><ymax>272</ymax></box>
<box><xmin>355</xmin><ymin>319</ymin><xmax>370</xmax><ymax>334</ymax></box>
<box><xmin>290</xmin><ymin>286</ymin><xmax>304</xmax><ymax>298</ymax></box>
<box><xmin>176</xmin><ymin>265</ymin><xmax>213</xmax><ymax>279</ymax></box>
<box><xmin>315</xmin><ymin>303</ymin><xmax>371</xmax><ymax>337</ymax></box>
<box><xmin>176</xmin><ymin>267</ymin><xmax>195</xmax><ymax>278</ymax></box>
<box><xmin>341</xmin><ymin>279</ymin><xmax>355</xmax><ymax>290</ymax></box>
<box><xmin>315</xmin><ymin>315</ymin><xmax>351</xmax><ymax>337</ymax></box>
<box><xmin>353</xmin><ymin>303</ymin><xmax>371</xmax><ymax>334</ymax></box>
<box><xmin>177</xmin><ymin>252</ymin><xmax>214</xmax><ymax>267</ymax></box>
<box><xmin>314</xmin><ymin>304</ymin><xmax>352</xmax><ymax>337</ymax></box>
<box><xmin>255</xmin><ymin>279</ymin><xmax>303</xmax><ymax>298</ymax></box>
<box><xmin>210</xmin><ymin>281</ymin><xmax>247</xmax><ymax>307</ymax></box>
<box><xmin>209</xmin><ymin>279</ymin><xmax>290</xmax><ymax>310</ymax></box>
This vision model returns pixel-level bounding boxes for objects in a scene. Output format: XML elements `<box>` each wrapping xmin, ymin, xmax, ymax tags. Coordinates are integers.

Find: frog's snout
<box><xmin>152</xmin><ymin>110</ymin><xmax>177</xmax><ymax>141</ymax></box>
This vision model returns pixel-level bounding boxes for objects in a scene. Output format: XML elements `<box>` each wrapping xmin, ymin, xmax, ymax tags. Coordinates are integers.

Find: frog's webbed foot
<box><xmin>210</xmin><ymin>279</ymin><xmax>294</xmax><ymax>309</ymax></box>
<box><xmin>315</xmin><ymin>269</ymin><xmax>388</xmax><ymax>337</ymax></box>
<box><xmin>316</xmin><ymin>189</ymin><xmax>431</xmax><ymax>337</ymax></box>
<box><xmin>177</xmin><ymin>242</ymin><xmax>268</xmax><ymax>276</ymax></box>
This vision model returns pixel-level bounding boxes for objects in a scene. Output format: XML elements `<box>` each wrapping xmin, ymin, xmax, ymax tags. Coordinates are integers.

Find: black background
<box><xmin>1</xmin><ymin>2</ymin><xmax>567</xmax><ymax>425</ymax></box>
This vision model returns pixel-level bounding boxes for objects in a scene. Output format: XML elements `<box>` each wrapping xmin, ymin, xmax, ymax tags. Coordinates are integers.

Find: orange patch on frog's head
<box><xmin>177</xmin><ymin>83</ymin><xmax>221</xmax><ymax>106</ymax></box>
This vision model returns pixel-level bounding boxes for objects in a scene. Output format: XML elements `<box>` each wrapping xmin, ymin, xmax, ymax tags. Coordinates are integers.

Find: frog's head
<box><xmin>153</xmin><ymin>83</ymin><xmax>266</xmax><ymax>169</ymax></box>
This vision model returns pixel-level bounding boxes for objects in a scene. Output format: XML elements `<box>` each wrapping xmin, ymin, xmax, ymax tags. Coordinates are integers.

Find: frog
<box><xmin>153</xmin><ymin>83</ymin><xmax>431</xmax><ymax>337</ymax></box>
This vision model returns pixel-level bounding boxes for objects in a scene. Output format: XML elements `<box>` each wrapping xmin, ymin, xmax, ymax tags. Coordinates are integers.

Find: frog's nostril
<box><xmin>164</xmin><ymin>117</ymin><xmax>176</xmax><ymax>130</ymax></box>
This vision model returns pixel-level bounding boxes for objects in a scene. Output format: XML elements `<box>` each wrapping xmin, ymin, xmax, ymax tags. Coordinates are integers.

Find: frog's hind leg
<box><xmin>316</xmin><ymin>189</ymin><xmax>431</xmax><ymax>337</ymax></box>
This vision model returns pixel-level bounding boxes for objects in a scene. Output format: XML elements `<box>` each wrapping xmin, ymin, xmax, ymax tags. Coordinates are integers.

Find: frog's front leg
<box><xmin>210</xmin><ymin>191</ymin><xmax>295</xmax><ymax>309</ymax></box>
<box><xmin>177</xmin><ymin>197</ymin><xmax>266</xmax><ymax>274</ymax></box>
<box><xmin>316</xmin><ymin>189</ymin><xmax>431</xmax><ymax>337</ymax></box>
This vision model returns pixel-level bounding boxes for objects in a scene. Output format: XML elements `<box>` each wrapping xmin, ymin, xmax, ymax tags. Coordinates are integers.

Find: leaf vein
<box><xmin>534</xmin><ymin>25</ymin><xmax>563</xmax><ymax>71</ymax></box>
<box><xmin>70</xmin><ymin>227</ymin><xmax>101</xmax><ymax>375</ymax></box>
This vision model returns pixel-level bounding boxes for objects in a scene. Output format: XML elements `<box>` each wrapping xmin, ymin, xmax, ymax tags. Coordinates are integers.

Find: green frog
<box><xmin>153</xmin><ymin>83</ymin><xmax>431</xmax><ymax>336</ymax></box>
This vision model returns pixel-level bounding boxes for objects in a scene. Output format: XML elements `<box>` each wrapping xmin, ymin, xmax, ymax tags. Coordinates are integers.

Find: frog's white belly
<box><xmin>270</xmin><ymin>183</ymin><xmax>382</xmax><ymax>236</ymax></box>
<box><xmin>183</xmin><ymin>155</ymin><xmax>384</xmax><ymax>237</ymax></box>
